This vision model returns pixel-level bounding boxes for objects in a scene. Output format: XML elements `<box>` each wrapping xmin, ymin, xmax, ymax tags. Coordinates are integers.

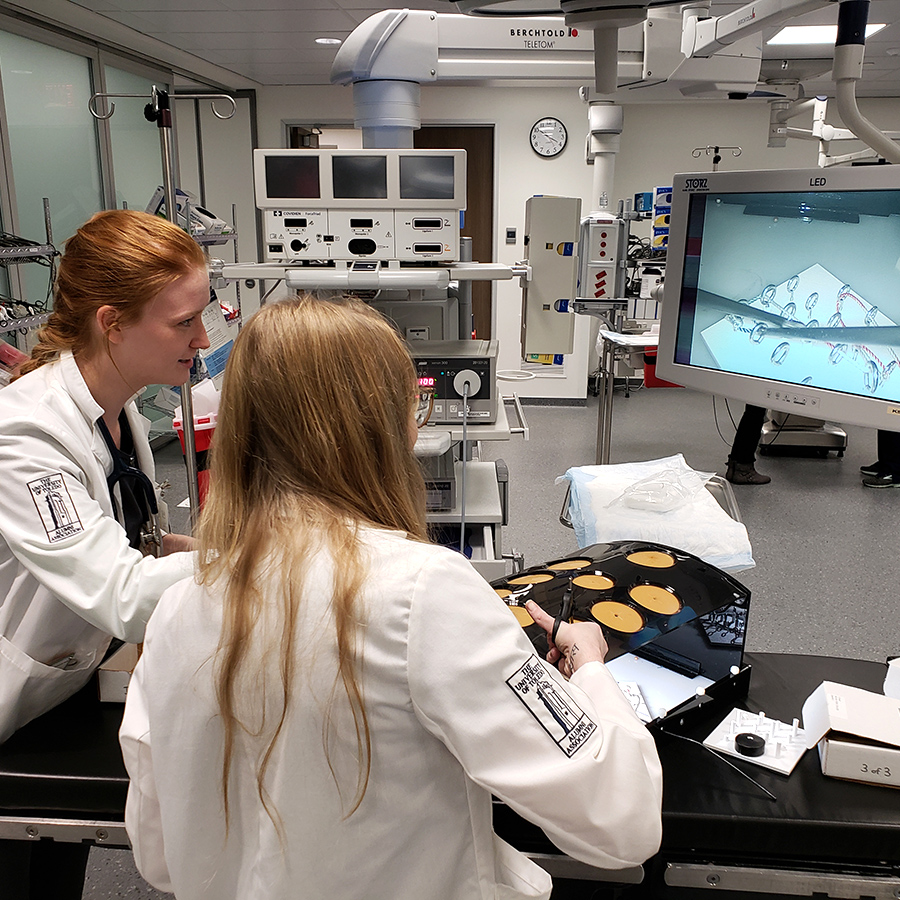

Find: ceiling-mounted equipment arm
<box><xmin>333</xmin><ymin>3</ymin><xmax>838</xmax><ymax>106</ymax></box>
<box><xmin>768</xmin><ymin>0</ymin><xmax>900</xmax><ymax>164</ymax></box>
<box><xmin>331</xmin><ymin>10</ymin><xmax>596</xmax><ymax>85</ymax></box>
<box><xmin>831</xmin><ymin>0</ymin><xmax>900</xmax><ymax>164</ymax></box>
<box><xmin>331</xmin><ymin>9</ymin><xmax>440</xmax><ymax>83</ymax></box>
<box><xmin>448</xmin><ymin>0</ymin><xmax>834</xmax><ymax>93</ymax></box>
<box><xmin>681</xmin><ymin>0</ymin><xmax>833</xmax><ymax>58</ymax></box>
<box><xmin>331</xmin><ymin>11</ymin><xmax>597</xmax><ymax>146</ymax></box>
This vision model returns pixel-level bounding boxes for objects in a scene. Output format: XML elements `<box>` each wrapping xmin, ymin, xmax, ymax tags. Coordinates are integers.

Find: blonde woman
<box><xmin>121</xmin><ymin>295</ymin><xmax>662</xmax><ymax>900</ymax></box>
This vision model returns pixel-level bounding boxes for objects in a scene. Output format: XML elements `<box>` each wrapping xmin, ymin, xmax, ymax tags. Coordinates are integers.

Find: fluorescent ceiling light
<box><xmin>768</xmin><ymin>23</ymin><xmax>886</xmax><ymax>45</ymax></box>
<box><xmin>315</xmin><ymin>37</ymin><xmax>342</xmax><ymax>45</ymax></box>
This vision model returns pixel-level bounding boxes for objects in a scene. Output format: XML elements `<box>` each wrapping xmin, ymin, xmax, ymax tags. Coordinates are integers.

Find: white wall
<box><xmin>612</xmin><ymin>101</ymin><xmax>819</xmax><ymax>227</ymax></box>
<box><xmin>255</xmin><ymin>85</ymin><xmax>900</xmax><ymax>399</ymax></box>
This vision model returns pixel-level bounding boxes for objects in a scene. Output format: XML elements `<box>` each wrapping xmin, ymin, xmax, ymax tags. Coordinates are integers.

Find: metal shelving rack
<box><xmin>0</xmin><ymin>199</ymin><xmax>58</xmax><ymax>339</ymax></box>
<box><xmin>424</xmin><ymin>398</ymin><xmax>530</xmax><ymax>580</ymax></box>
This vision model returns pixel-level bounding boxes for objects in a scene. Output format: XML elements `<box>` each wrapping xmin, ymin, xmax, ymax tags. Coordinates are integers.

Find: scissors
<box><xmin>551</xmin><ymin>580</ymin><xmax>575</xmax><ymax>645</ymax></box>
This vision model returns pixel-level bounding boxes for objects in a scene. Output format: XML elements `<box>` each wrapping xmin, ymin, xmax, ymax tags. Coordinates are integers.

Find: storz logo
<box><xmin>684</xmin><ymin>177</ymin><xmax>708</xmax><ymax>191</ymax></box>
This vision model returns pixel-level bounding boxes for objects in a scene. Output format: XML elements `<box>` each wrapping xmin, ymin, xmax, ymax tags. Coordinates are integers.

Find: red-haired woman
<box><xmin>0</xmin><ymin>209</ymin><xmax>208</xmax><ymax>897</ymax></box>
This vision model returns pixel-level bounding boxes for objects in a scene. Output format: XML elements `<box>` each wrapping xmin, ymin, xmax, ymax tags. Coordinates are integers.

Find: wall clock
<box><xmin>530</xmin><ymin>117</ymin><xmax>567</xmax><ymax>158</ymax></box>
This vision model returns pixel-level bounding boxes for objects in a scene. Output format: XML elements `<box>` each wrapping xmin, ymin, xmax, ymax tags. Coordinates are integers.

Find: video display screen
<box><xmin>674</xmin><ymin>190</ymin><xmax>900</xmax><ymax>403</ymax></box>
<box><xmin>332</xmin><ymin>156</ymin><xmax>388</xmax><ymax>199</ymax></box>
<box><xmin>264</xmin><ymin>156</ymin><xmax>320</xmax><ymax>199</ymax></box>
<box><xmin>399</xmin><ymin>155</ymin><xmax>455</xmax><ymax>200</ymax></box>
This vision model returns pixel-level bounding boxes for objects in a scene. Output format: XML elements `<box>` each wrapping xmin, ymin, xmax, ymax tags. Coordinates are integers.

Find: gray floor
<box><xmin>481</xmin><ymin>387</ymin><xmax>899</xmax><ymax>663</ymax></box>
<box><xmin>82</xmin><ymin>384</ymin><xmax>899</xmax><ymax>897</ymax></box>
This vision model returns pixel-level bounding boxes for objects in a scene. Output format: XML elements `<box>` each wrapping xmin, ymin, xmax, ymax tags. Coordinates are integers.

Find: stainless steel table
<box><xmin>594</xmin><ymin>330</ymin><xmax>660</xmax><ymax>465</ymax></box>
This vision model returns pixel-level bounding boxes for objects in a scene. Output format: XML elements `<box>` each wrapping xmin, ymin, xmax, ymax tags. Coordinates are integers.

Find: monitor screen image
<box><xmin>254</xmin><ymin>149</ymin><xmax>466</xmax><ymax>210</ymax></box>
<box><xmin>264</xmin><ymin>155</ymin><xmax>320</xmax><ymax>199</ymax></box>
<box><xmin>399</xmin><ymin>155</ymin><xmax>455</xmax><ymax>200</ymax></box>
<box><xmin>332</xmin><ymin>155</ymin><xmax>388</xmax><ymax>199</ymax></box>
<box><xmin>656</xmin><ymin>167</ymin><xmax>900</xmax><ymax>432</ymax></box>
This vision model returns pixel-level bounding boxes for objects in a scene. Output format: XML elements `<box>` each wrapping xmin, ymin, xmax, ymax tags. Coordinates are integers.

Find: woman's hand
<box><xmin>161</xmin><ymin>532</ymin><xmax>197</xmax><ymax>555</ymax></box>
<box><xmin>525</xmin><ymin>600</ymin><xmax>608</xmax><ymax>678</ymax></box>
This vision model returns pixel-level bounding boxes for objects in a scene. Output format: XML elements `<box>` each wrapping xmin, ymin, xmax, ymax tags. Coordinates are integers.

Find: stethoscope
<box><xmin>97</xmin><ymin>417</ymin><xmax>163</xmax><ymax>558</ymax></box>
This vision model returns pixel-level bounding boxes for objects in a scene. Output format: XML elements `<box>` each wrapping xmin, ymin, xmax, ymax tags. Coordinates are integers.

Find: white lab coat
<box><xmin>121</xmin><ymin>527</ymin><xmax>663</xmax><ymax>900</ymax></box>
<box><xmin>0</xmin><ymin>351</ymin><xmax>194</xmax><ymax>743</ymax></box>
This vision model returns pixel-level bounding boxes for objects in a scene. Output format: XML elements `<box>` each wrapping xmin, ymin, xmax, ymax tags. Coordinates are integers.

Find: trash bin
<box><xmin>172</xmin><ymin>380</ymin><xmax>220</xmax><ymax>509</ymax></box>
<box><xmin>642</xmin><ymin>348</ymin><xmax>683</xmax><ymax>388</ymax></box>
<box><xmin>172</xmin><ymin>411</ymin><xmax>217</xmax><ymax>507</ymax></box>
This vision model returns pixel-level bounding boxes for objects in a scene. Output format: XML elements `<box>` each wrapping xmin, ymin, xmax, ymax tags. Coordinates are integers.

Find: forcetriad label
<box><xmin>28</xmin><ymin>473</ymin><xmax>84</xmax><ymax>543</ymax></box>
<box><xmin>507</xmin><ymin>656</ymin><xmax>596</xmax><ymax>756</ymax></box>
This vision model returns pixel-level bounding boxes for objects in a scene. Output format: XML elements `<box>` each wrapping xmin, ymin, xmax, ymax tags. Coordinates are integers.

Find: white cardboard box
<box><xmin>801</xmin><ymin>680</ymin><xmax>900</xmax><ymax>789</ymax></box>
<box><xmin>98</xmin><ymin>643</ymin><xmax>140</xmax><ymax>703</ymax></box>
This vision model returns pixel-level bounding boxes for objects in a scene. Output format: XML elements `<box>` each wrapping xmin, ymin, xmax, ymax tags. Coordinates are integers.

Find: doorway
<box><xmin>414</xmin><ymin>126</ymin><xmax>495</xmax><ymax>339</ymax></box>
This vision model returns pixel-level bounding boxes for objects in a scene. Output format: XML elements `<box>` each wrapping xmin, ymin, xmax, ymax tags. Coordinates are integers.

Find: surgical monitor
<box><xmin>253</xmin><ymin>149</ymin><xmax>466</xmax><ymax>210</ymax></box>
<box><xmin>253</xmin><ymin>149</ymin><xmax>467</xmax><ymax>263</ymax></box>
<box><xmin>656</xmin><ymin>166</ymin><xmax>900</xmax><ymax>432</ymax></box>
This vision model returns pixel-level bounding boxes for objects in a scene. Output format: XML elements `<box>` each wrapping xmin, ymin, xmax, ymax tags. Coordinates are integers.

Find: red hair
<box><xmin>18</xmin><ymin>209</ymin><xmax>205</xmax><ymax>377</ymax></box>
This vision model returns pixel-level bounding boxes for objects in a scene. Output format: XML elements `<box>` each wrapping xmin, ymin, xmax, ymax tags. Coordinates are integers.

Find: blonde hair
<box><xmin>198</xmin><ymin>295</ymin><xmax>427</xmax><ymax>829</ymax></box>
<box><xmin>17</xmin><ymin>209</ymin><xmax>206</xmax><ymax>377</ymax></box>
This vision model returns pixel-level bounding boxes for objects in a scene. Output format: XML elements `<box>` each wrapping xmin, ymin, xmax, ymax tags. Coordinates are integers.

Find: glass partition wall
<box><xmin>0</xmin><ymin>19</ymin><xmax>176</xmax><ymax>436</ymax></box>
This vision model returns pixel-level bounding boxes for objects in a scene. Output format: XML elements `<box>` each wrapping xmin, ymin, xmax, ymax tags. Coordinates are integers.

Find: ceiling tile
<box><xmin>70</xmin><ymin>0</ymin><xmax>120</xmax><ymax>11</ymax></box>
<box><xmin>338</xmin><ymin>0</ymin><xmax>445</xmax><ymax>8</ymax></box>
<box><xmin>143</xmin><ymin>6</ymin><xmax>355</xmax><ymax>31</ymax></box>
<box><xmin>245</xmin><ymin>60</ymin><xmax>337</xmax><ymax>72</ymax></box>
<box><xmin>178</xmin><ymin>28</ymin><xmax>349</xmax><ymax>49</ymax></box>
<box><xmin>219</xmin><ymin>0</ymin><xmax>342</xmax><ymax>8</ymax></box>
<box><xmin>233</xmin><ymin>7</ymin><xmax>358</xmax><ymax>28</ymax></box>
<box><xmin>63</xmin><ymin>0</ymin><xmax>900</xmax><ymax>94</ymax></box>
<box><xmin>93</xmin><ymin>9</ymin><xmax>164</xmax><ymax>31</ymax></box>
<box><xmin>130</xmin><ymin>10</ymin><xmax>257</xmax><ymax>30</ymax></box>
<box><xmin>183</xmin><ymin>44</ymin><xmax>341</xmax><ymax>62</ymax></box>
<box><xmin>91</xmin><ymin>0</ymin><xmax>231</xmax><ymax>10</ymax></box>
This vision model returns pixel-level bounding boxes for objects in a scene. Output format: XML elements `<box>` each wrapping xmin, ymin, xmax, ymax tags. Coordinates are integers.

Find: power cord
<box><xmin>458</xmin><ymin>380</ymin><xmax>470</xmax><ymax>554</ymax></box>
<box><xmin>712</xmin><ymin>396</ymin><xmax>731</xmax><ymax>447</ymax></box>
<box><xmin>712</xmin><ymin>396</ymin><xmax>789</xmax><ymax>450</ymax></box>
<box><xmin>259</xmin><ymin>279</ymin><xmax>284</xmax><ymax>305</ymax></box>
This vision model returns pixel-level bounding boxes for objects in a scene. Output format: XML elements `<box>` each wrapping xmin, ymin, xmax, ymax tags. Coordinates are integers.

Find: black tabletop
<box><xmin>0</xmin><ymin>677</ymin><xmax>128</xmax><ymax>819</ymax></box>
<box><xmin>656</xmin><ymin>651</ymin><xmax>900</xmax><ymax>867</ymax></box>
<box><xmin>495</xmin><ymin>652</ymin><xmax>900</xmax><ymax>869</ymax></box>
<box><xmin>2</xmin><ymin>652</ymin><xmax>899</xmax><ymax>870</ymax></box>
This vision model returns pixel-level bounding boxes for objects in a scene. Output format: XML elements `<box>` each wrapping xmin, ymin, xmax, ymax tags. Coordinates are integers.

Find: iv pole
<box><xmin>89</xmin><ymin>86</ymin><xmax>236</xmax><ymax>528</ymax></box>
